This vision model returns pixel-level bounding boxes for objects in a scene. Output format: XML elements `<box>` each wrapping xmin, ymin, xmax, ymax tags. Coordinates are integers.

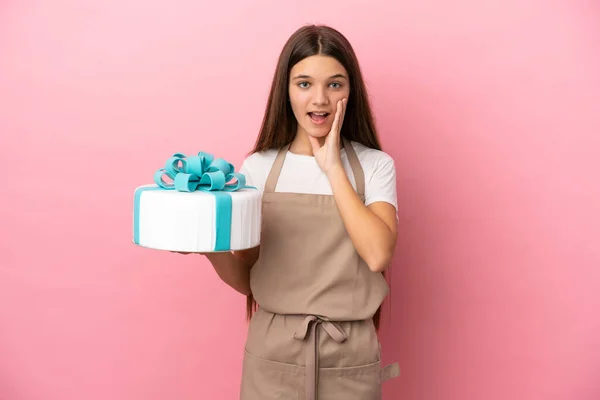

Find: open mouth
<box><xmin>308</xmin><ymin>112</ymin><xmax>330</xmax><ymax>124</ymax></box>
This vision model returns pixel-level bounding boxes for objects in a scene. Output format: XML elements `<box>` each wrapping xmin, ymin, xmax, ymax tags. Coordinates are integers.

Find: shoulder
<box><xmin>239</xmin><ymin>149</ymin><xmax>279</xmax><ymax>190</ymax></box>
<box><xmin>349</xmin><ymin>141</ymin><xmax>396</xmax><ymax>176</ymax></box>
<box><xmin>241</xmin><ymin>148</ymin><xmax>279</xmax><ymax>170</ymax></box>
<box><xmin>348</xmin><ymin>141</ymin><xmax>398</xmax><ymax>210</ymax></box>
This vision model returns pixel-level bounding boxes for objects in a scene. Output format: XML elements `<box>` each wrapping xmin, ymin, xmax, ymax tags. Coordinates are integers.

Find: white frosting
<box><xmin>133</xmin><ymin>185</ymin><xmax>261</xmax><ymax>252</ymax></box>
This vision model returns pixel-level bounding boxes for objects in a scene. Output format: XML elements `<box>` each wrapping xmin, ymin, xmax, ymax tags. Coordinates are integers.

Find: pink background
<box><xmin>1</xmin><ymin>1</ymin><xmax>599</xmax><ymax>399</ymax></box>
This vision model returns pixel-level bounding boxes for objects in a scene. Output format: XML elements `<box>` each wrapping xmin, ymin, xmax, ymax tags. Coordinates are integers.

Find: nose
<box><xmin>312</xmin><ymin>86</ymin><xmax>329</xmax><ymax>106</ymax></box>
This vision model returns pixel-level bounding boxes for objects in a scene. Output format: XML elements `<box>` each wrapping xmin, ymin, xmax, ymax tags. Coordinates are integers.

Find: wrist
<box><xmin>326</xmin><ymin>163</ymin><xmax>346</xmax><ymax>181</ymax></box>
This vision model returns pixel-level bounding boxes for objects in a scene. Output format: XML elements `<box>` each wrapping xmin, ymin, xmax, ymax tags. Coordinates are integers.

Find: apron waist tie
<box><xmin>293</xmin><ymin>315</ymin><xmax>348</xmax><ymax>400</ymax></box>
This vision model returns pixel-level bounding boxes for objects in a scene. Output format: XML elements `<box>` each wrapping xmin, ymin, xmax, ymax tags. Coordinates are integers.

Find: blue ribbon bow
<box><xmin>153</xmin><ymin>152</ymin><xmax>248</xmax><ymax>193</ymax></box>
<box><xmin>134</xmin><ymin>152</ymin><xmax>254</xmax><ymax>251</ymax></box>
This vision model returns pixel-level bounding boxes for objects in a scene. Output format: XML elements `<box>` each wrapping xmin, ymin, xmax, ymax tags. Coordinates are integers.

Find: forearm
<box><xmin>328</xmin><ymin>165</ymin><xmax>396</xmax><ymax>272</ymax></box>
<box><xmin>205</xmin><ymin>251</ymin><xmax>253</xmax><ymax>295</ymax></box>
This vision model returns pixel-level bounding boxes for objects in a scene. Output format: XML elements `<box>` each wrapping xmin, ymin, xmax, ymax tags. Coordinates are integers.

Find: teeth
<box><xmin>313</xmin><ymin>112</ymin><xmax>326</xmax><ymax>116</ymax></box>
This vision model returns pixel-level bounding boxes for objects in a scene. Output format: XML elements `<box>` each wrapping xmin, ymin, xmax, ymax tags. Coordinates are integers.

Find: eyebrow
<box><xmin>292</xmin><ymin>73</ymin><xmax>348</xmax><ymax>80</ymax></box>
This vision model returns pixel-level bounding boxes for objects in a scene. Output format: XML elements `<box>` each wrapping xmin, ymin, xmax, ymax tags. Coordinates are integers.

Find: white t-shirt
<box><xmin>239</xmin><ymin>141</ymin><xmax>398</xmax><ymax>212</ymax></box>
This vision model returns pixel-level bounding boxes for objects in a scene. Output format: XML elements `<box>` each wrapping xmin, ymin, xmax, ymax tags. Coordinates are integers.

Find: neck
<box><xmin>289</xmin><ymin>128</ymin><xmax>343</xmax><ymax>156</ymax></box>
<box><xmin>289</xmin><ymin>131</ymin><xmax>321</xmax><ymax>156</ymax></box>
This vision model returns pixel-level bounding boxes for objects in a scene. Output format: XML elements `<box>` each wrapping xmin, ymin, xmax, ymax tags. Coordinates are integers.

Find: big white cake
<box><xmin>133</xmin><ymin>152</ymin><xmax>261</xmax><ymax>253</ymax></box>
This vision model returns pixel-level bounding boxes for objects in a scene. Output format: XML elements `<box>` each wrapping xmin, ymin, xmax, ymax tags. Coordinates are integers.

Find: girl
<box><xmin>203</xmin><ymin>24</ymin><xmax>400</xmax><ymax>399</ymax></box>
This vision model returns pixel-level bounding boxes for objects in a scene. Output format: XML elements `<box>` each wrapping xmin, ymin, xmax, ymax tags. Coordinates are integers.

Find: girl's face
<box><xmin>288</xmin><ymin>55</ymin><xmax>350</xmax><ymax>139</ymax></box>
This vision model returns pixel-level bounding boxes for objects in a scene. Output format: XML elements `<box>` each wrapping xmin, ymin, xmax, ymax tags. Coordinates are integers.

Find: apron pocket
<box><xmin>240</xmin><ymin>348</ymin><xmax>303</xmax><ymax>400</ymax></box>
<box><xmin>318</xmin><ymin>360</ymin><xmax>383</xmax><ymax>400</ymax></box>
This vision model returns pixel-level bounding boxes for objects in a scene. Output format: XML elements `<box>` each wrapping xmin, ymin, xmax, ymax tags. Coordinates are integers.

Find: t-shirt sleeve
<box><xmin>365</xmin><ymin>154</ymin><xmax>398</xmax><ymax>211</ymax></box>
<box><xmin>239</xmin><ymin>155</ymin><xmax>266</xmax><ymax>193</ymax></box>
<box><xmin>239</xmin><ymin>158</ymin><xmax>253</xmax><ymax>186</ymax></box>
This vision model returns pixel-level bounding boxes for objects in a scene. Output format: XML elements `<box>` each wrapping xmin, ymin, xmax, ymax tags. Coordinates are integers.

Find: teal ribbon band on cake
<box><xmin>133</xmin><ymin>152</ymin><xmax>253</xmax><ymax>251</ymax></box>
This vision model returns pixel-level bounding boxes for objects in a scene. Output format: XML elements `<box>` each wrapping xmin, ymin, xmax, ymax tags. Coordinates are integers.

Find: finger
<box><xmin>330</xmin><ymin>100</ymin><xmax>342</xmax><ymax>137</ymax></box>
<box><xmin>341</xmin><ymin>98</ymin><xmax>347</xmax><ymax>128</ymax></box>
<box><xmin>337</xmin><ymin>98</ymin><xmax>346</xmax><ymax>135</ymax></box>
<box><xmin>332</xmin><ymin>100</ymin><xmax>343</xmax><ymax>141</ymax></box>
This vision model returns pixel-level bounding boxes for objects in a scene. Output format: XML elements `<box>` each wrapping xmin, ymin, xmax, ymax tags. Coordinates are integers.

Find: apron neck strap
<box><xmin>264</xmin><ymin>138</ymin><xmax>365</xmax><ymax>199</ymax></box>
<box><xmin>264</xmin><ymin>142</ymin><xmax>291</xmax><ymax>193</ymax></box>
<box><xmin>343</xmin><ymin>138</ymin><xmax>365</xmax><ymax>199</ymax></box>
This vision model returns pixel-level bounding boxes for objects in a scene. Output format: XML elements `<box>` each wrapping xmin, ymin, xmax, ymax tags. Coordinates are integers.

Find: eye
<box><xmin>330</xmin><ymin>82</ymin><xmax>343</xmax><ymax>89</ymax></box>
<box><xmin>298</xmin><ymin>81</ymin><xmax>310</xmax><ymax>89</ymax></box>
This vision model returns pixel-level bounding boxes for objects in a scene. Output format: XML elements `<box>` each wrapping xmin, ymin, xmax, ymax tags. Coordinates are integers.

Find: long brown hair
<box><xmin>246</xmin><ymin>24</ymin><xmax>387</xmax><ymax>330</ymax></box>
